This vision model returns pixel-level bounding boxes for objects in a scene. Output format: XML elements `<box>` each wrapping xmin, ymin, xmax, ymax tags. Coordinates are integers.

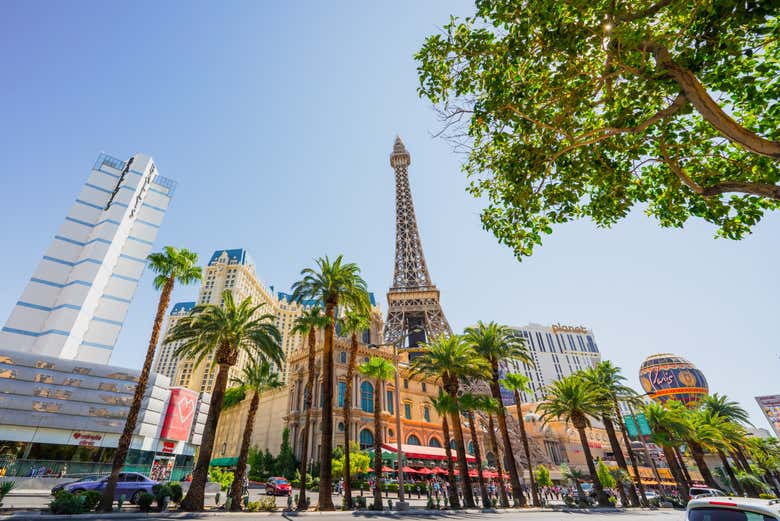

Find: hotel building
<box><xmin>0</xmin><ymin>153</ymin><xmax>175</xmax><ymax>365</ymax></box>
<box><xmin>501</xmin><ymin>323</ymin><xmax>602</xmax><ymax>403</ymax></box>
<box><xmin>166</xmin><ymin>249</ymin><xmax>319</xmax><ymax>394</ymax></box>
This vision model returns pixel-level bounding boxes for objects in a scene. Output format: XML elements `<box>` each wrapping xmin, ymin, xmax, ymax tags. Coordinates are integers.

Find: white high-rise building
<box><xmin>501</xmin><ymin>322</ymin><xmax>602</xmax><ymax>403</ymax></box>
<box><xmin>0</xmin><ymin>152</ymin><xmax>175</xmax><ymax>364</ymax></box>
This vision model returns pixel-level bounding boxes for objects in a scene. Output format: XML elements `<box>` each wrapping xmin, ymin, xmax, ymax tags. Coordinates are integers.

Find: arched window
<box><xmin>359</xmin><ymin>429</ymin><xmax>374</xmax><ymax>450</ymax></box>
<box><xmin>360</xmin><ymin>382</ymin><xmax>374</xmax><ymax>412</ymax></box>
<box><xmin>407</xmin><ymin>434</ymin><xmax>421</xmax><ymax>446</ymax></box>
<box><xmin>428</xmin><ymin>437</ymin><xmax>442</xmax><ymax>448</ymax></box>
<box><xmin>337</xmin><ymin>422</ymin><xmax>345</xmax><ymax>432</ymax></box>
<box><xmin>467</xmin><ymin>441</ymin><xmax>475</xmax><ymax>455</ymax></box>
<box><xmin>486</xmin><ymin>451</ymin><xmax>496</xmax><ymax>466</ymax></box>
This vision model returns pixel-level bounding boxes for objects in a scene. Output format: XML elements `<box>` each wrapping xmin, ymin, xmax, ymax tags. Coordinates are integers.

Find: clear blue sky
<box><xmin>1</xmin><ymin>1</ymin><xmax>778</xmax><ymax>428</ymax></box>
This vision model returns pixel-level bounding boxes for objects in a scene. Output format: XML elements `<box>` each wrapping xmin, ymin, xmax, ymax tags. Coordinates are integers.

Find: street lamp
<box><xmin>368</xmin><ymin>328</ymin><xmax>422</xmax><ymax>511</ymax></box>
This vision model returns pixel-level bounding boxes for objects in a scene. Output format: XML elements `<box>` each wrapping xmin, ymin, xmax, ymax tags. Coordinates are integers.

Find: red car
<box><xmin>266</xmin><ymin>477</ymin><xmax>292</xmax><ymax>496</ymax></box>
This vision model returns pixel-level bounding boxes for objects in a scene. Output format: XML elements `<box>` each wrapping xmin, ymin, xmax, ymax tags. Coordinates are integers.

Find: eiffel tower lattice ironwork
<box><xmin>384</xmin><ymin>136</ymin><xmax>451</xmax><ymax>353</ymax></box>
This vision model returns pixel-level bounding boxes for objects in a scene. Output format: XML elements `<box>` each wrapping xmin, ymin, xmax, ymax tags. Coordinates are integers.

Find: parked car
<box><xmin>51</xmin><ymin>475</ymin><xmax>100</xmax><ymax>495</ymax></box>
<box><xmin>265</xmin><ymin>477</ymin><xmax>292</xmax><ymax>496</ymax></box>
<box><xmin>690</xmin><ymin>487</ymin><xmax>727</xmax><ymax>498</ymax></box>
<box><xmin>51</xmin><ymin>472</ymin><xmax>158</xmax><ymax>504</ymax></box>
<box><xmin>687</xmin><ymin>496</ymin><xmax>780</xmax><ymax>520</ymax></box>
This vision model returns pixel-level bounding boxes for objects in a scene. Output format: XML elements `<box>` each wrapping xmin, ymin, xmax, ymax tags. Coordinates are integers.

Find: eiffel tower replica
<box><xmin>384</xmin><ymin>136</ymin><xmax>451</xmax><ymax>356</ymax></box>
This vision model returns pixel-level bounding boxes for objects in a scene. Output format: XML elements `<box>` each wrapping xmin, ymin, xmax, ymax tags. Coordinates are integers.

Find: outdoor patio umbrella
<box><xmin>416</xmin><ymin>467</ymin><xmax>433</xmax><ymax>475</ymax></box>
<box><xmin>431</xmin><ymin>466</ymin><xmax>446</xmax><ymax>474</ymax></box>
<box><xmin>402</xmin><ymin>466</ymin><xmax>418</xmax><ymax>474</ymax></box>
<box><xmin>381</xmin><ymin>465</ymin><xmax>394</xmax><ymax>472</ymax></box>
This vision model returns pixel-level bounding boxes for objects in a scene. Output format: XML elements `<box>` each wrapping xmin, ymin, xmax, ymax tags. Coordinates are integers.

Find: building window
<box><xmin>338</xmin><ymin>422</ymin><xmax>345</xmax><ymax>432</ymax></box>
<box><xmin>407</xmin><ymin>434</ymin><xmax>421</xmax><ymax>446</ymax></box>
<box><xmin>360</xmin><ymin>382</ymin><xmax>374</xmax><ymax>413</ymax></box>
<box><xmin>423</xmin><ymin>406</ymin><xmax>431</xmax><ymax>422</ymax></box>
<box><xmin>338</xmin><ymin>382</ymin><xmax>346</xmax><ymax>408</ymax></box>
<box><xmin>386</xmin><ymin>390</ymin><xmax>394</xmax><ymax>414</ymax></box>
<box><xmin>339</xmin><ymin>351</ymin><xmax>347</xmax><ymax>363</ymax></box>
<box><xmin>428</xmin><ymin>437</ymin><xmax>442</xmax><ymax>448</ymax></box>
<box><xmin>421</xmin><ymin>382</ymin><xmax>426</xmax><ymax>392</ymax></box>
<box><xmin>449</xmin><ymin>439</ymin><xmax>457</xmax><ymax>450</ymax></box>
<box><xmin>467</xmin><ymin>441</ymin><xmax>475</xmax><ymax>455</ymax></box>
<box><xmin>404</xmin><ymin>403</ymin><xmax>412</xmax><ymax>419</ymax></box>
<box><xmin>403</xmin><ymin>379</ymin><xmax>409</xmax><ymax>389</ymax></box>
<box><xmin>359</xmin><ymin>429</ymin><xmax>374</xmax><ymax>450</ymax></box>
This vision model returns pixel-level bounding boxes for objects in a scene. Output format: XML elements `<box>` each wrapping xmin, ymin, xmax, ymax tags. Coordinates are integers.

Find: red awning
<box><xmin>381</xmin><ymin>443</ymin><xmax>476</xmax><ymax>463</ymax></box>
<box><xmin>416</xmin><ymin>468</ymin><xmax>433</xmax><ymax>475</ymax></box>
<box><xmin>402</xmin><ymin>466</ymin><xmax>418</xmax><ymax>474</ymax></box>
<box><xmin>431</xmin><ymin>467</ymin><xmax>446</xmax><ymax>474</ymax></box>
<box><xmin>369</xmin><ymin>466</ymin><xmax>395</xmax><ymax>473</ymax></box>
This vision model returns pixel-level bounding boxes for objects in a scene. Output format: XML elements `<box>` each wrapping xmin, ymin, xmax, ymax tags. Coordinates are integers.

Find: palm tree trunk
<box><xmin>688</xmin><ymin>440</ymin><xmax>720</xmax><ymax>489</ymax></box>
<box><xmin>99</xmin><ymin>276</ymin><xmax>173</xmax><ymax>512</ymax></box>
<box><xmin>318</xmin><ymin>302</ymin><xmax>336</xmax><ymax>511</ymax></box>
<box><xmin>487</xmin><ymin>414</ymin><xmax>509</xmax><ymax>507</ymax></box>
<box><xmin>734</xmin><ymin>447</ymin><xmax>760</xmax><ymax>497</ymax></box>
<box><xmin>718</xmin><ymin>450</ymin><xmax>744</xmax><ymax>496</ymax></box>
<box><xmin>181</xmin><ymin>362</ymin><xmax>231</xmax><ymax>511</ymax></box>
<box><xmin>602</xmin><ymin>415</ymin><xmax>639</xmax><ymax>507</ymax></box>
<box><xmin>614</xmin><ymin>401</ymin><xmax>648</xmax><ymax>507</ymax></box>
<box><xmin>372</xmin><ymin>379</ymin><xmax>383</xmax><ymax>510</ymax></box>
<box><xmin>576</xmin><ymin>425</ymin><xmax>610</xmax><ymax>507</ymax></box>
<box><xmin>675</xmin><ymin>447</ymin><xmax>693</xmax><ymax>485</ymax></box>
<box><xmin>342</xmin><ymin>331</ymin><xmax>359</xmax><ymax>509</ymax></box>
<box><xmin>230</xmin><ymin>390</ymin><xmax>259</xmax><ymax>511</ymax></box>
<box><xmin>489</xmin><ymin>372</ymin><xmax>527</xmax><ymax>507</ymax></box>
<box><xmin>763</xmin><ymin>471</ymin><xmax>780</xmax><ymax>497</ymax></box>
<box><xmin>449</xmin><ymin>405</ymin><xmax>475</xmax><ymax>507</ymax></box>
<box><xmin>441</xmin><ymin>415</ymin><xmax>461</xmax><ymax>509</ymax></box>
<box><xmin>736</xmin><ymin>446</ymin><xmax>752</xmax><ymax>473</ymax></box>
<box><xmin>662</xmin><ymin>444</ymin><xmax>689</xmax><ymax>500</ymax></box>
<box><xmin>467</xmin><ymin>412</ymin><xmax>490</xmax><ymax>507</ymax></box>
<box><xmin>512</xmin><ymin>390</ymin><xmax>534</xmax><ymax>507</ymax></box>
<box><xmin>297</xmin><ymin>329</ymin><xmax>317</xmax><ymax>510</ymax></box>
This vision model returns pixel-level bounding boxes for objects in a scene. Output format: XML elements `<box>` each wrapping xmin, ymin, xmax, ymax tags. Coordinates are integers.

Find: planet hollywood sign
<box><xmin>72</xmin><ymin>432</ymin><xmax>102</xmax><ymax>447</ymax></box>
<box><xmin>551</xmin><ymin>324</ymin><xmax>590</xmax><ymax>335</ymax></box>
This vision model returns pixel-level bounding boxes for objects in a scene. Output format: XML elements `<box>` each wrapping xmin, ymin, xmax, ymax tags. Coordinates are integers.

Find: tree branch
<box><xmin>644</xmin><ymin>42</ymin><xmax>780</xmax><ymax>159</ymax></box>
<box><xmin>659</xmin><ymin>137</ymin><xmax>780</xmax><ymax>200</ymax></box>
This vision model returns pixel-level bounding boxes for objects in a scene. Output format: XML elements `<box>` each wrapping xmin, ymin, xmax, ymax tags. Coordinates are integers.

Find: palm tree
<box><xmin>537</xmin><ymin>374</ymin><xmax>611</xmax><ymax>507</ymax></box>
<box><xmin>582</xmin><ymin>362</ymin><xmax>641</xmax><ymax>507</ymax></box>
<box><xmin>560</xmin><ymin>464</ymin><xmax>587</xmax><ymax>501</ymax></box>
<box><xmin>464</xmin><ymin>321</ymin><xmax>533</xmax><ymax>507</ymax></box>
<box><xmin>686</xmin><ymin>408</ymin><xmax>729</xmax><ymax>490</ymax></box>
<box><xmin>410</xmin><ymin>334</ymin><xmax>490</xmax><ymax>508</ymax></box>
<box><xmin>167</xmin><ymin>290</ymin><xmax>283</xmax><ymax>511</ymax></box>
<box><xmin>229</xmin><ymin>360</ymin><xmax>283</xmax><ymax>510</ymax></box>
<box><xmin>429</xmin><ymin>391</ymin><xmax>461</xmax><ymax>508</ymax></box>
<box><xmin>746</xmin><ymin>438</ymin><xmax>780</xmax><ymax>496</ymax></box>
<box><xmin>339</xmin><ymin>308</ymin><xmax>370</xmax><ymax>508</ymax></box>
<box><xmin>480</xmin><ymin>399</ymin><xmax>510</xmax><ymax>507</ymax></box>
<box><xmin>641</xmin><ymin>401</ymin><xmax>692</xmax><ymax>500</ymax></box>
<box><xmin>291</xmin><ymin>255</ymin><xmax>369</xmax><ymax>511</ymax></box>
<box><xmin>99</xmin><ymin>247</ymin><xmax>201</xmax><ymax>512</ymax></box>
<box><xmin>290</xmin><ymin>306</ymin><xmax>329</xmax><ymax>510</ymax></box>
<box><xmin>500</xmin><ymin>372</ymin><xmax>537</xmax><ymax>507</ymax></box>
<box><xmin>358</xmin><ymin>356</ymin><xmax>396</xmax><ymax>510</ymax></box>
<box><xmin>701</xmin><ymin>394</ymin><xmax>758</xmax><ymax>496</ymax></box>
<box><xmin>458</xmin><ymin>393</ymin><xmax>493</xmax><ymax>507</ymax></box>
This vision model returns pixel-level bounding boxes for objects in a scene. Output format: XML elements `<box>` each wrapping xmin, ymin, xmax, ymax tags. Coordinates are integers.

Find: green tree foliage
<box><xmin>416</xmin><ymin>0</ymin><xmax>780</xmax><ymax>259</ymax></box>
<box><xmin>332</xmin><ymin>444</ymin><xmax>371</xmax><ymax>478</ymax></box>
<box><xmin>597</xmin><ymin>459</ymin><xmax>617</xmax><ymax>489</ymax></box>
<box><xmin>275</xmin><ymin>428</ymin><xmax>297</xmax><ymax>480</ymax></box>
<box><xmin>535</xmin><ymin>465</ymin><xmax>553</xmax><ymax>488</ymax></box>
<box><xmin>222</xmin><ymin>386</ymin><xmax>246</xmax><ymax>409</ymax></box>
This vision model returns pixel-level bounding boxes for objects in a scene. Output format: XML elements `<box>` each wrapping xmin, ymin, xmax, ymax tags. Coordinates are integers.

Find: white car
<box><xmin>687</xmin><ymin>497</ymin><xmax>780</xmax><ymax>521</ymax></box>
<box><xmin>690</xmin><ymin>487</ymin><xmax>727</xmax><ymax>498</ymax></box>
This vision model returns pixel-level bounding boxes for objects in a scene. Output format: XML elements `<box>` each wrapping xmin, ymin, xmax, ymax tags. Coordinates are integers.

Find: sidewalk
<box><xmin>0</xmin><ymin>506</ymin><xmax>628</xmax><ymax>520</ymax></box>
